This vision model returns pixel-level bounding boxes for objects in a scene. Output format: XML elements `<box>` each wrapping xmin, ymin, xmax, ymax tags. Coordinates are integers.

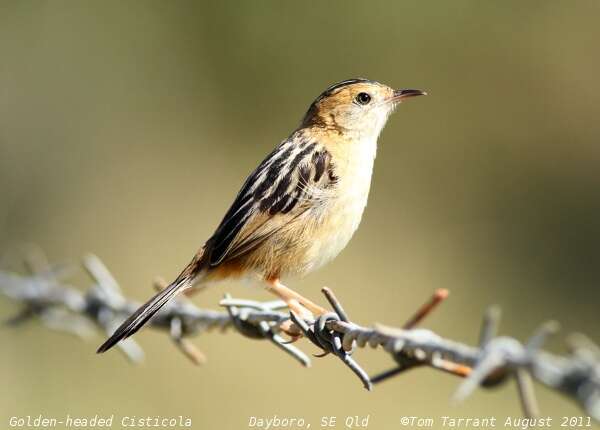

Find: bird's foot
<box><xmin>278</xmin><ymin>299</ymin><xmax>318</xmax><ymax>339</ymax></box>
<box><xmin>287</xmin><ymin>298</ymin><xmax>316</xmax><ymax>321</ymax></box>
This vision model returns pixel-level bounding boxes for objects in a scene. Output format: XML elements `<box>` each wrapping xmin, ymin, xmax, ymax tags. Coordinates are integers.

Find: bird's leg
<box><xmin>265</xmin><ymin>278</ymin><xmax>327</xmax><ymax>319</ymax></box>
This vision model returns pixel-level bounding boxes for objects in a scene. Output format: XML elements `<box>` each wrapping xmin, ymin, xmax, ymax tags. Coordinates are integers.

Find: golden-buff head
<box><xmin>301</xmin><ymin>78</ymin><xmax>426</xmax><ymax>138</ymax></box>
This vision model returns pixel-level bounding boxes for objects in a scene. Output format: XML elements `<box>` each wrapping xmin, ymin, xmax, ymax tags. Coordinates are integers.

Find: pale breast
<box><xmin>300</xmin><ymin>135</ymin><xmax>377</xmax><ymax>274</ymax></box>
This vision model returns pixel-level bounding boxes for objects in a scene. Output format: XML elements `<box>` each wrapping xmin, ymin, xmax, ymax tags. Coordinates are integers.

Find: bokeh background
<box><xmin>1</xmin><ymin>1</ymin><xmax>599</xmax><ymax>429</ymax></box>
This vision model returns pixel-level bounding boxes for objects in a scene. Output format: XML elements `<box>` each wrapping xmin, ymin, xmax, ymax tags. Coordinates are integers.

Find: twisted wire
<box><xmin>1</xmin><ymin>251</ymin><xmax>599</xmax><ymax>421</ymax></box>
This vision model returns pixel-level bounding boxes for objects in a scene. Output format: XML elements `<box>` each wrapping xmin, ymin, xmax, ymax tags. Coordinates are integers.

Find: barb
<box><xmin>1</xmin><ymin>251</ymin><xmax>599</xmax><ymax>421</ymax></box>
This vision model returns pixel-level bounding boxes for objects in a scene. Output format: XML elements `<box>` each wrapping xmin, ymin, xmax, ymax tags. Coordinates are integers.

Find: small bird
<box><xmin>97</xmin><ymin>78</ymin><xmax>425</xmax><ymax>353</ymax></box>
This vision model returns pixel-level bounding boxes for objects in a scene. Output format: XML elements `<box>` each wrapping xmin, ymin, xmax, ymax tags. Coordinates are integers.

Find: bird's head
<box><xmin>301</xmin><ymin>78</ymin><xmax>426</xmax><ymax>138</ymax></box>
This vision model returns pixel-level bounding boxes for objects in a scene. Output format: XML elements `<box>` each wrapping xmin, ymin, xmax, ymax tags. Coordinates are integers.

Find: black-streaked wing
<box><xmin>206</xmin><ymin>134</ymin><xmax>337</xmax><ymax>266</ymax></box>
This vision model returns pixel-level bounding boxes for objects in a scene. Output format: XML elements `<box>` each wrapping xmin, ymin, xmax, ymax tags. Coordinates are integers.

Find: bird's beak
<box><xmin>391</xmin><ymin>89</ymin><xmax>427</xmax><ymax>102</ymax></box>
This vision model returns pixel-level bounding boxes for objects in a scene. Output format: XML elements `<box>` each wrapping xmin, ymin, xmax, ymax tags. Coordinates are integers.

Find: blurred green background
<box><xmin>1</xmin><ymin>1</ymin><xmax>599</xmax><ymax>429</ymax></box>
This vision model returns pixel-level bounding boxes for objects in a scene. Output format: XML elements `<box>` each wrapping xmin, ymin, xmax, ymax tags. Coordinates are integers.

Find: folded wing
<box><xmin>207</xmin><ymin>134</ymin><xmax>337</xmax><ymax>266</ymax></box>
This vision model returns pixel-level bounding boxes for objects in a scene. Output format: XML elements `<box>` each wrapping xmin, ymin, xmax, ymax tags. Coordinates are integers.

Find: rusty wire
<box><xmin>1</xmin><ymin>250</ymin><xmax>599</xmax><ymax>421</ymax></box>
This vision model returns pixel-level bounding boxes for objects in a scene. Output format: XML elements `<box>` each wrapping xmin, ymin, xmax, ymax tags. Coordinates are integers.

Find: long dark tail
<box><xmin>96</xmin><ymin>254</ymin><xmax>203</xmax><ymax>353</ymax></box>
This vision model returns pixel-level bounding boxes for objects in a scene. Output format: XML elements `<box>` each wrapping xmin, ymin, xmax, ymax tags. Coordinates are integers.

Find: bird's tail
<box><xmin>96</xmin><ymin>252</ymin><xmax>204</xmax><ymax>353</ymax></box>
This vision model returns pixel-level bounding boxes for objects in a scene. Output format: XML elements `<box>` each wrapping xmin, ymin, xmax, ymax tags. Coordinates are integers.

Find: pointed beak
<box><xmin>392</xmin><ymin>89</ymin><xmax>427</xmax><ymax>102</ymax></box>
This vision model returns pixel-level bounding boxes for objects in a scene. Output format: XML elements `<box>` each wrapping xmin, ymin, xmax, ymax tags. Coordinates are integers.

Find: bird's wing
<box><xmin>206</xmin><ymin>134</ymin><xmax>337</xmax><ymax>266</ymax></box>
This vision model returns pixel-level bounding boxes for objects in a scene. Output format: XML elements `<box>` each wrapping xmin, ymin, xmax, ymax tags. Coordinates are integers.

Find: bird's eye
<box><xmin>356</xmin><ymin>92</ymin><xmax>371</xmax><ymax>105</ymax></box>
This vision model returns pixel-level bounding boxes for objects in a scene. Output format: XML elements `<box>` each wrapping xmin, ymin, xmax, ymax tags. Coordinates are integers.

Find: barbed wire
<box><xmin>1</xmin><ymin>249</ymin><xmax>599</xmax><ymax>421</ymax></box>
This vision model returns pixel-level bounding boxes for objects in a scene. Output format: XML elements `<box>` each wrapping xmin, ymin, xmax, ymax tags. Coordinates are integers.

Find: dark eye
<box><xmin>356</xmin><ymin>92</ymin><xmax>371</xmax><ymax>105</ymax></box>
